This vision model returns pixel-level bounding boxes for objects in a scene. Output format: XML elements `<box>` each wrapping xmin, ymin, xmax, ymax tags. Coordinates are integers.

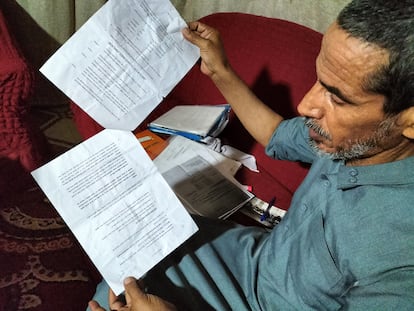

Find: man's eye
<box><xmin>329</xmin><ymin>93</ymin><xmax>345</xmax><ymax>105</ymax></box>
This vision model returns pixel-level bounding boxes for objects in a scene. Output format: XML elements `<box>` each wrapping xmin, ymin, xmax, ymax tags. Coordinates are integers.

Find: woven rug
<box><xmin>0</xmin><ymin>106</ymin><xmax>101</xmax><ymax>311</ymax></box>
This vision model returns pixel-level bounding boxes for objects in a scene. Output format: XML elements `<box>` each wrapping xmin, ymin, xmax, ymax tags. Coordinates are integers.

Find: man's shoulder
<box><xmin>266</xmin><ymin>117</ymin><xmax>317</xmax><ymax>163</ymax></box>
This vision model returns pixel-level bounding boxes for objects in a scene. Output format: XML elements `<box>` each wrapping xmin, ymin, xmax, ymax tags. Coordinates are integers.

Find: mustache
<box><xmin>304</xmin><ymin>118</ymin><xmax>331</xmax><ymax>140</ymax></box>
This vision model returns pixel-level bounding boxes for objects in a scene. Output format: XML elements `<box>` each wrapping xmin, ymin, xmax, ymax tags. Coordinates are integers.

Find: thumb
<box><xmin>123</xmin><ymin>277</ymin><xmax>177</xmax><ymax>311</ymax></box>
<box><xmin>181</xmin><ymin>27</ymin><xmax>205</xmax><ymax>47</ymax></box>
<box><xmin>123</xmin><ymin>276</ymin><xmax>145</xmax><ymax>304</ymax></box>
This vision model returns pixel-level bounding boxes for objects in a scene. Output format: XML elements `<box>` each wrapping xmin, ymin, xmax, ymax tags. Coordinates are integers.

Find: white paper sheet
<box><xmin>31</xmin><ymin>129</ymin><xmax>198</xmax><ymax>295</ymax></box>
<box><xmin>40</xmin><ymin>0</ymin><xmax>199</xmax><ymax>131</ymax></box>
<box><xmin>203</xmin><ymin>137</ymin><xmax>259</xmax><ymax>172</ymax></box>
<box><xmin>154</xmin><ymin>136</ymin><xmax>253</xmax><ymax>218</ymax></box>
<box><xmin>162</xmin><ymin>155</ymin><xmax>253</xmax><ymax>219</ymax></box>
<box><xmin>154</xmin><ymin>135</ymin><xmax>242</xmax><ymax>177</ymax></box>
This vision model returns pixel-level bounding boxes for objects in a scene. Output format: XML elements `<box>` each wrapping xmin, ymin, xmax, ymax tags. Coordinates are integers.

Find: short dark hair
<box><xmin>337</xmin><ymin>0</ymin><xmax>414</xmax><ymax>115</ymax></box>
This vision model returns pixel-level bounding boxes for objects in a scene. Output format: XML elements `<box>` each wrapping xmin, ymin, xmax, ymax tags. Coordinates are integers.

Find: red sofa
<box><xmin>71</xmin><ymin>12</ymin><xmax>323</xmax><ymax>211</ymax></box>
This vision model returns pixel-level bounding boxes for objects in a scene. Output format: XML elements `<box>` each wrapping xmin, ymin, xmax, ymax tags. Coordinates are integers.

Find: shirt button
<box><xmin>320</xmin><ymin>174</ymin><xmax>330</xmax><ymax>186</ymax></box>
<box><xmin>349</xmin><ymin>169</ymin><xmax>358</xmax><ymax>177</ymax></box>
<box><xmin>349</xmin><ymin>177</ymin><xmax>358</xmax><ymax>183</ymax></box>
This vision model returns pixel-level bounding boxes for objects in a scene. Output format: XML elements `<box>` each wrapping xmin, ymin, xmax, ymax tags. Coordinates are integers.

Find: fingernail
<box><xmin>124</xmin><ymin>276</ymin><xmax>136</xmax><ymax>285</ymax></box>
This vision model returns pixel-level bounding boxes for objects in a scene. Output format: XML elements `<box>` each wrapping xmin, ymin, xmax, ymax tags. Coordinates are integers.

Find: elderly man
<box><xmin>89</xmin><ymin>0</ymin><xmax>414</xmax><ymax>310</ymax></box>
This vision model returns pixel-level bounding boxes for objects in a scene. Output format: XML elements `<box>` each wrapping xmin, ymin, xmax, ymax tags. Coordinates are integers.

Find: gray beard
<box><xmin>307</xmin><ymin>138</ymin><xmax>373</xmax><ymax>161</ymax></box>
<box><xmin>304</xmin><ymin>117</ymin><xmax>396</xmax><ymax>162</ymax></box>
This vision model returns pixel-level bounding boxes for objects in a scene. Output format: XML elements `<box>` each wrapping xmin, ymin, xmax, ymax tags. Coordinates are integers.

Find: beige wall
<box><xmin>14</xmin><ymin>0</ymin><xmax>350</xmax><ymax>45</ymax></box>
<box><xmin>10</xmin><ymin>0</ymin><xmax>351</xmax><ymax>59</ymax></box>
<box><xmin>172</xmin><ymin>0</ymin><xmax>350</xmax><ymax>34</ymax></box>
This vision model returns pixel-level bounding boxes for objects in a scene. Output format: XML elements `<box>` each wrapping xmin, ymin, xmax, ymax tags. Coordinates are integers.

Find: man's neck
<box><xmin>346</xmin><ymin>141</ymin><xmax>414</xmax><ymax>166</ymax></box>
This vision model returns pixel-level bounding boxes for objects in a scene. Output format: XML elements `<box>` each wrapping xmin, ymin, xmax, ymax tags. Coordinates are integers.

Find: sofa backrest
<box><xmin>166</xmin><ymin>13</ymin><xmax>322</xmax><ymax>205</ymax></box>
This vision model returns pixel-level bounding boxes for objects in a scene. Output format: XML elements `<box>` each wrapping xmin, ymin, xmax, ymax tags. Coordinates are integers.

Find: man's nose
<box><xmin>297</xmin><ymin>82</ymin><xmax>324</xmax><ymax>119</ymax></box>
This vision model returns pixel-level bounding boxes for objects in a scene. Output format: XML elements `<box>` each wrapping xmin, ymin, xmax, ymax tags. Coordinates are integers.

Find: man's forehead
<box><xmin>322</xmin><ymin>22</ymin><xmax>389</xmax><ymax>70</ymax></box>
<box><xmin>317</xmin><ymin>23</ymin><xmax>389</xmax><ymax>98</ymax></box>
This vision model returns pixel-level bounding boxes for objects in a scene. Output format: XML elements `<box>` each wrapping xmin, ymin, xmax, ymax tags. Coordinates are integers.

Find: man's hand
<box><xmin>183</xmin><ymin>20</ymin><xmax>283</xmax><ymax>146</ymax></box>
<box><xmin>182</xmin><ymin>21</ymin><xmax>231</xmax><ymax>80</ymax></box>
<box><xmin>88</xmin><ymin>277</ymin><xmax>177</xmax><ymax>311</ymax></box>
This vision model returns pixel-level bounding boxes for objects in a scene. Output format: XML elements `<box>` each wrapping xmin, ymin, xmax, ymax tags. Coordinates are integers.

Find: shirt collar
<box><xmin>337</xmin><ymin>156</ymin><xmax>414</xmax><ymax>190</ymax></box>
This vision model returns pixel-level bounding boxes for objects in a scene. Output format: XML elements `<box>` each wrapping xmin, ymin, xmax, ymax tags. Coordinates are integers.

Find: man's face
<box><xmin>297</xmin><ymin>22</ymin><xmax>404</xmax><ymax>165</ymax></box>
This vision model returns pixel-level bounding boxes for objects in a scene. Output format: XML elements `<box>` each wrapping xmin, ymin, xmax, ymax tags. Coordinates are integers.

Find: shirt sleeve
<box><xmin>265</xmin><ymin>117</ymin><xmax>317</xmax><ymax>163</ymax></box>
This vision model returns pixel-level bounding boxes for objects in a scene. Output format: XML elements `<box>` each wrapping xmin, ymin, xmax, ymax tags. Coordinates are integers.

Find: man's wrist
<box><xmin>211</xmin><ymin>64</ymin><xmax>237</xmax><ymax>87</ymax></box>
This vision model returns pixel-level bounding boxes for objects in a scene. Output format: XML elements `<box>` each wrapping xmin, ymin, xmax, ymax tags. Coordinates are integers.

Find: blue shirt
<box><xmin>262</xmin><ymin>117</ymin><xmax>414</xmax><ymax>309</ymax></box>
<box><xmin>90</xmin><ymin>117</ymin><xmax>414</xmax><ymax>311</ymax></box>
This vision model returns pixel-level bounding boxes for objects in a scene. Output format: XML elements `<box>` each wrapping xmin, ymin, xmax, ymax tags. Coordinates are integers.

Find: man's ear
<box><xmin>401</xmin><ymin>106</ymin><xmax>414</xmax><ymax>139</ymax></box>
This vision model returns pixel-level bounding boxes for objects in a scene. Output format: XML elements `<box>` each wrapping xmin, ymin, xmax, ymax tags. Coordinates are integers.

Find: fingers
<box><xmin>107</xmin><ymin>277</ymin><xmax>177</xmax><ymax>311</ymax></box>
<box><xmin>187</xmin><ymin>21</ymin><xmax>209</xmax><ymax>34</ymax></box>
<box><xmin>88</xmin><ymin>300</ymin><xmax>106</xmax><ymax>311</ymax></box>
<box><xmin>108</xmin><ymin>287</ymin><xmax>126</xmax><ymax>310</ymax></box>
<box><xmin>91</xmin><ymin>280</ymin><xmax>144</xmax><ymax>311</ymax></box>
<box><xmin>182</xmin><ymin>21</ymin><xmax>229</xmax><ymax>78</ymax></box>
<box><xmin>187</xmin><ymin>21</ymin><xmax>200</xmax><ymax>32</ymax></box>
<box><xmin>182</xmin><ymin>21</ymin><xmax>218</xmax><ymax>46</ymax></box>
<box><xmin>181</xmin><ymin>27</ymin><xmax>203</xmax><ymax>46</ymax></box>
<box><xmin>107</xmin><ymin>277</ymin><xmax>142</xmax><ymax>310</ymax></box>
<box><xmin>123</xmin><ymin>276</ymin><xmax>144</xmax><ymax>304</ymax></box>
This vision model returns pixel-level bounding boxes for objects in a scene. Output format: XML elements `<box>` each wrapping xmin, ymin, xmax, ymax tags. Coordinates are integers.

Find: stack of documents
<box><xmin>148</xmin><ymin>105</ymin><xmax>230</xmax><ymax>141</ymax></box>
<box><xmin>154</xmin><ymin>135</ymin><xmax>254</xmax><ymax>219</ymax></box>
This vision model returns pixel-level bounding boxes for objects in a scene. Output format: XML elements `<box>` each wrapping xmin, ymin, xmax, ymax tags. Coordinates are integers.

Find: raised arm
<box><xmin>182</xmin><ymin>21</ymin><xmax>284</xmax><ymax>147</ymax></box>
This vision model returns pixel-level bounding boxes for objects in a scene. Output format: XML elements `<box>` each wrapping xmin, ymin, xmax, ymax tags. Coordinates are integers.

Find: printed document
<box><xmin>154</xmin><ymin>135</ymin><xmax>242</xmax><ymax>177</ymax></box>
<box><xmin>154</xmin><ymin>136</ymin><xmax>254</xmax><ymax>219</ymax></box>
<box><xmin>40</xmin><ymin>0</ymin><xmax>199</xmax><ymax>131</ymax></box>
<box><xmin>31</xmin><ymin>129</ymin><xmax>198</xmax><ymax>295</ymax></box>
<box><xmin>162</xmin><ymin>155</ymin><xmax>253</xmax><ymax>219</ymax></box>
